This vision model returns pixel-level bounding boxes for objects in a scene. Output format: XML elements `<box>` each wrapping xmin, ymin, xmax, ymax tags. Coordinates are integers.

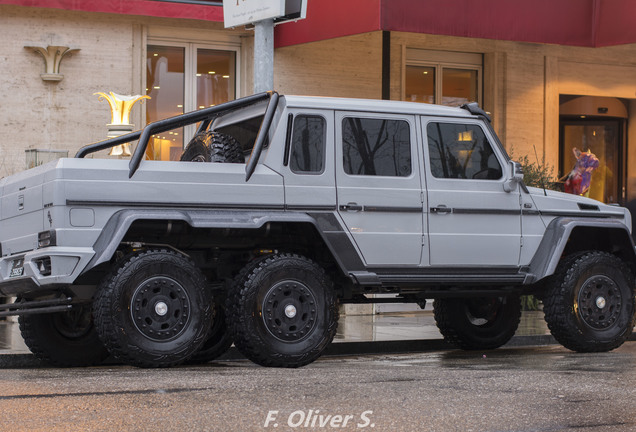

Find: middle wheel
<box><xmin>227</xmin><ymin>253</ymin><xmax>339</xmax><ymax>368</ymax></box>
<box><xmin>434</xmin><ymin>295</ymin><xmax>521</xmax><ymax>350</ymax></box>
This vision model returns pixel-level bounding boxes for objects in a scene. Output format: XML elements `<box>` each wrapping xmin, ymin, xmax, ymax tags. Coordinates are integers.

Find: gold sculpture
<box><xmin>94</xmin><ymin>92</ymin><xmax>150</xmax><ymax>156</ymax></box>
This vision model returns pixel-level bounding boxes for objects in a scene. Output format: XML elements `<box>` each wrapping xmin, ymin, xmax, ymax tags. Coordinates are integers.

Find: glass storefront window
<box><xmin>405</xmin><ymin>66</ymin><xmax>435</xmax><ymax>103</ymax></box>
<box><xmin>442</xmin><ymin>68</ymin><xmax>478</xmax><ymax>107</ymax></box>
<box><xmin>146</xmin><ymin>43</ymin><xmax>237</xmax><ymax>161</ymax></box>
<box><xmin>196</xmin><ymin>49</ymin><xmax>236</xmax><ymax>110</ymax></box>
<box><xmin>404</xmin><ymin>49</ymin><xmax>481</xmax><ymax>107</ymax></box>
<box><xmin>146</xmin><ymin>45</ymin><xmax>185</xmax><ymax>161</ymax></box>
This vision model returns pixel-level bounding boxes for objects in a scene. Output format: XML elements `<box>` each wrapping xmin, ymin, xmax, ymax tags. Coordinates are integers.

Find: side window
<box><xmin>427</xmin><ymin>122</ymin><xmax>503</xmax><ymax>180</ymax></box>
<box><xmin>342</xmin><ymin>117</ymin><xmax>411</xmax><ymax>177</ymax></box>
<box><xmin>290</xmin><ymin>115</ymin><xmax>326</xmax><ymax>174</ymax></box>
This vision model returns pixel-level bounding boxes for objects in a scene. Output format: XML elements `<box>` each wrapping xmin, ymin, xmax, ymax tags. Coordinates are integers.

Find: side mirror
<box><xmin>503</xmin><ymin>160</ymin><xmax>524</xmax><ymax>192</ymax></box>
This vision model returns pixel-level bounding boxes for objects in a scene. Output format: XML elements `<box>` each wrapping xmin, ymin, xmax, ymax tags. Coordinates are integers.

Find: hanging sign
<box><xmin>223</xmin><ymin>0</ymin><xmax>286</xmax><ymax>28</ymax></box>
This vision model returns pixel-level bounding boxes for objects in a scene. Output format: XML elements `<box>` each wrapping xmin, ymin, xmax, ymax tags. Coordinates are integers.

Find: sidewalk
<box><xmin>0</xmin><ymin>309</ymin><xmax>555</xmax><ymax>367</ymax></box>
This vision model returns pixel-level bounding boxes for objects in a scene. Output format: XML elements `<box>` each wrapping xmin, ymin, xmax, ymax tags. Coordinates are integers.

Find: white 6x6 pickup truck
<box><xmin>0</xmin><ymin>92</ymin><xmax>634</xmax><ymax>368</ymax></box>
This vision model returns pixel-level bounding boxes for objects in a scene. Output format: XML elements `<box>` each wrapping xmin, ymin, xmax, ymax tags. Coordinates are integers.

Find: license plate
<box><xmin>9</xmin><ymin>259</ymin><xmax>24</xmax><ymax>278</ymax></box>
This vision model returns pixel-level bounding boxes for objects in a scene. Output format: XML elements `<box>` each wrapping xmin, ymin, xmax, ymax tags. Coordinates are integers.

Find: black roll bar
<box><xmin>75</xmin><ymin>91</ymin><xmax>279</xmax><ymax>179</ymax></box>
<box><xmin>245</xmin><ymin>91</ymin><xmax>279</xmax><ymax>181</ymax></box>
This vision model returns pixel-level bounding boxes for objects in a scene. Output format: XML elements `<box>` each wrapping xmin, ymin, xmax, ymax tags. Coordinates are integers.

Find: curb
<box><xmin>0</xmin><ymin>334</ymin><xmax>560</xmax><ymax>368</ymax></box>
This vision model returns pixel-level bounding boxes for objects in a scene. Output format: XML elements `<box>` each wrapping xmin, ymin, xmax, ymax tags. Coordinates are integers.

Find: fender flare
<box><xmin>84</xmin><ymin>209</ymin><xmax>365</xmax><ymax>276</ymax></box>
<box><xmin>527</xmin><ymin>217</ymin><xmax>636</xmax><ymax>283</ymax></box>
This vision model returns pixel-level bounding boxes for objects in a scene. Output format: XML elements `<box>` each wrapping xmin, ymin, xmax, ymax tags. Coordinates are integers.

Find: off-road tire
<box><xmin>543</xmin><ymin>251</ymin><xmax>635</xmax><ymax>352</ymax></box>
<box><xmin>18</xmin><ymin>304</ymin><xmax>109</xmax><ymax>367</ymax></box>
<box><xmin>434</xmin><ymin>296</ymin><xmax>522</xmax><ymax>350</ymax></box>
<box><xmin>180</xmin><ymin>131</ymin><xmax>244</xmax><ymax>163</ymax></box>
<box><xmin>187</xmin><ymin>302</ymin><xmax>233</xmax><ymax>364</ymax></box>
<box><xmin>226</xmin><ymin>253</ymin><xmax>339</xmax><ymax>368</ymax></box>
<box><xmin>93</xmin><ymin>249</ymin><xmax>213</xmax><ymax>367</ymax></box>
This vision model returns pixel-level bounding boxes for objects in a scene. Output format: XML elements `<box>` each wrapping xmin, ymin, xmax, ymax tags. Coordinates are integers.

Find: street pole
<box><xmin>254</xmin><ymin>18</ymin><xmax>274</xmax><ymax>94</ymax></box>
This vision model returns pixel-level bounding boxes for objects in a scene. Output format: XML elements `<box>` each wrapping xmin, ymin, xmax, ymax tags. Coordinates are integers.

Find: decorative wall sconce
<box><xmin>24</xmin><ymin>45</ymin><xmax>80</xmax><ymax>82</ymax></box>
<box><xmin>94</xmin><ymin>92</ymin><xmax>150</xmax><ymax>156</ymax></box>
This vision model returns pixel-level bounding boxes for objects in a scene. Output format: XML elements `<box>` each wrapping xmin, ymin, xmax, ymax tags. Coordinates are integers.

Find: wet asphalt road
<box><xmin>1</xmin><ymin>343</ymin><xmax>636</xmax><ymax>432</ymax></box>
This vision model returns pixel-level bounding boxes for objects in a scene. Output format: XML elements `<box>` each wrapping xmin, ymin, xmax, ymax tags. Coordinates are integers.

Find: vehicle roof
<box><xmin>280</xmin><ymin>95</ymin><xmax>477</xmax><ymax>118</ymax></box>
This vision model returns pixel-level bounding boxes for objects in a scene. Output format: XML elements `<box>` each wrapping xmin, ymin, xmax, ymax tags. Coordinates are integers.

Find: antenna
<box><xmin>532</xmin><ymin>143</ymin><xmax>548</xmax><ymax>196</ymax></box>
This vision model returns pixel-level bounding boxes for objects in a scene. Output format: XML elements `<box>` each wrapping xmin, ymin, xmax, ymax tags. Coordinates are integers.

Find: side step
<box><xmin>0</xmin><ymin>297</ymin><xmax>73</xmax><ymax>318</ymax></box>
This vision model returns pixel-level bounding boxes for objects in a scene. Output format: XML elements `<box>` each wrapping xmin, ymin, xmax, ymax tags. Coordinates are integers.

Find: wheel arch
<box><xmin>83</xmin><ymin>209</ymin><xmax>362</xmax><ymax>279</ymax></box>
<box><xmin>527</xmin><ymin>217</ymin><xmax>636</xmax><ymax>283</ymax></box>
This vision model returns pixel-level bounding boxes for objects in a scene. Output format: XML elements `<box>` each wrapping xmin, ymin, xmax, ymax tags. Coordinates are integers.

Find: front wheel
<box><xmin>543</xmin><ymin>251</ymin><xmax>635</xmax><ymax>352</ymax></box>
<box><xmin>93</xmin><ymin>249</ymin><xmax>213</xmax><ymax>367</ymax></box>
<box><xmin>226</xmin><ymin>253</ymin><xmax>339</xmax><ymax>368</ymax></box>
<box><xmin>434</xmin><ymin>295</ymin><xmax>521</xmax><ymax>350</ymax></box>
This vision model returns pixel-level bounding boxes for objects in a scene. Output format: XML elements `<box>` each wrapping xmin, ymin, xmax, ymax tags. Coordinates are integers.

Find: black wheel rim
<box><xmin>464</xmin><ymin>298</ymin><xmax>502</xmax><ymax>327</ymax></box>
<box><xmin>577</xmin><ymin>275</ymin><xmax>622</xmax><ymax>330</ymax></box>
<box><xmin>261</xmin><ymin>280</ymin><xmax>318</xmax><ymax>342</ymax></box>
<box><xmin>130</xmin><ymin>276</ymin><xmax>191</xmax><ymax>341</ymax></box>
<box><xmin>53</xmin><ymin>306</ymin><xmax>93</xmax><ymax>339</ymax></box>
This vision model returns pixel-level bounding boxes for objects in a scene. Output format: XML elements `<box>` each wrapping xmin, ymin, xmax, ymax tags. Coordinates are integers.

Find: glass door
<box><xmin>559</xmin><ymin>119</ymin><xmax>625</xmax><ymax>204</ymax></box>
<box><xmin>146</xmin><ymin>43</ymin><xmax>238</xmax><ymax>161</ymax></box>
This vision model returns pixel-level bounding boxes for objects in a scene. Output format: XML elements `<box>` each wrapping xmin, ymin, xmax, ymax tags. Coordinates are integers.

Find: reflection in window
<box><xmin>196</xmin><ymin>49</ymin><xmax>236</xmax><ymax>109</ymax></box>
<box><xmin>405</xmin><ymin>65</ymin><xmax>435</xmax><ymax>103</ymax></box>
<box><xmin>442</xmin><ymin>68</ymin><xmax>478</xmax><ymax>107</ymax></box>
<box><xmin>146</xmin><ymin>44</ymin><xmax>237</xmax><ymax>161</ymax></box>
<box><xmin>146</xmin><ymin>45</ymin><xmax>185</xmax><ymax>161</ymax></box>
<box><xmin>427</xmin><ymin>123</ymin><xmax>502</xmax><ymax>180</ymax></box>
<box><xmin>342</xmin><ymin>118</ymin><xmax>411</xmax><ymax>177</ymax></box>
<box><xmin>405</xmin><ymin>65</ymin><xmax>479</xmax><ymax>107</ymax></box>
<box><xmin>290</xmin><ymin>116</ymin><xmax>326</xmax><ymax>174</ymax></box>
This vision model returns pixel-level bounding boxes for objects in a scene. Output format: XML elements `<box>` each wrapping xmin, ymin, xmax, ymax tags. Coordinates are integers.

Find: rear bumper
<box><xmin>0</xmin><ymin>247</ymin><xmax>94</xmax><ymax>296</ymax></box>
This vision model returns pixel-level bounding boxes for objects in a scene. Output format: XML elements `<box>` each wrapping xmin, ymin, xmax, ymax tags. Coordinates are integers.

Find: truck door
<box><xmin>423</xmin><ymin>119</ymin><xmax>522</xmax><ymax>266</ymax></box>
<box><xmin>335</xmin><ymin>112</ymin><xmax>424</xmax><ymax>266</ymax></box>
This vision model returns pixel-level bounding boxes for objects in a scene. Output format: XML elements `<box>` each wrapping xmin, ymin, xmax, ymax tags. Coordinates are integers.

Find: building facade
<box><xmin>2</xmin><ymin>0</ymin><xmax>636</xmax><ymax>206</ymax></box>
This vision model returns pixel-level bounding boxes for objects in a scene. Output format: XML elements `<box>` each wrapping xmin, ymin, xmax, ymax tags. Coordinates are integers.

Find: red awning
<box><xmin>4</xmin><ymin>0</ymin><xmax>636</xmax><ymax>48</ymax></box>
<box><xmin>0</xmin><ymin>0</ymin><xmax>224</xmax><ymax>22</ymax></box>
<box><xmin>275</xmin><ymin>0</ymin><xmax>636</xmax><ymax>48</ymax></box>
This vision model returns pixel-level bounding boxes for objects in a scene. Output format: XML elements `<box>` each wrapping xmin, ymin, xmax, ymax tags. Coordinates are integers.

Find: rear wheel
<box><xmin>543</xmin><ymin>251</ymin><xmax>635</xmax><ymax>352</ymax></box>
<box><xmin>226</xmin><ymin>253</ymin><xmax>338</xmax><ymax>368</ymax></box>
<box><xmin>93</xmin><ymin>249</ymin><xmax>212</xmax><ymax>367</ymax></box>
<box><xmin>19</xmin><ymin>304</ymin><xmax>109</xmax><ymax>367</ymax></box>
<box><xmin>434</xmin><ymin>296</ymin><xmax>521</xmax><ymax>350</ymax></box>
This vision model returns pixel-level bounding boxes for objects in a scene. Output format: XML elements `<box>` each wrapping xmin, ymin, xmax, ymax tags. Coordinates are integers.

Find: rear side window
<box><xmin>427</xmin><ymin>122</ymin><xmax>502</xmax><ymax>180</ymax></box>
<box><xmin>342</xmin><ymin>117</ymin><xmax>411</xmax><ymax>177</ymax></box>
<box><xmin>290</xmin><ymin>115</ymin><xmax>326</xmax><ymax>174</ymax></box>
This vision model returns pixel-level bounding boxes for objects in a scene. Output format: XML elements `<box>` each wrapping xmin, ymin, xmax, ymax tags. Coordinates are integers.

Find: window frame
<box><xmin>423</xmin><ymin>118</ymin><xmax>506</xmax><ymax>183</ymax></box>
<box><xmin>404</xmin><ymin>49</ymin><xmax>483</xmax><ymax>106</ymax></box>
<box><xmin>288</xmin><ymin>114</ymin><xmax>328</xmax><ymax>175</ymax></box>
<box><xmin>146</xmin><ymin>37</ymin><xmax>241</xmax><ymax>149</ymax></box>
<box><xmin>341</xmin><ymin>115</ymin><xmax>414</xmax><ymax>178</ymax></box>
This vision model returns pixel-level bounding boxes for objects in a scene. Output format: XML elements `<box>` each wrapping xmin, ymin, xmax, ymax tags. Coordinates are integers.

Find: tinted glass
<box><xmin>290</xmin><ymin>116</ymin><xmax>326</xmax><ymax>173</ymax></box>
<box><xmin>427</xmin><ymin>123</ymin><xmax>502</xmax><ymax>180</ymax></box>
<box><xmin>342</xmin><ymin>118</ymin><xmax>411</xmax><ymax>177</ymax></box>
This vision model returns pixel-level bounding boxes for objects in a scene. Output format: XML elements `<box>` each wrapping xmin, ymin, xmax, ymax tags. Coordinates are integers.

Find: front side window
<box><xmin>427</xmin><ymin>122</ymin><xmax>502</xmax><ymax>180</ymax></box>
<box><xmin>290</xmin><ymin>115</ymin><xmax>326</xmax><ymax>174</ymax></box>
<box><xmin>342</xmin><ymin>117</ymin><xmax>411</xmax><ymax>177</ymax></box>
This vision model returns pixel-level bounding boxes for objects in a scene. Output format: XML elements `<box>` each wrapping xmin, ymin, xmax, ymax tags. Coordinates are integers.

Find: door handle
<box><xmin>340</xmin><ymin>203</ymin><xmax>363</xmax><ymax>212</ymax></box>
<box><xmin>430</xmin><ymin>206</ymin><xmax>452</xmax><ymax>214</ymax></box>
